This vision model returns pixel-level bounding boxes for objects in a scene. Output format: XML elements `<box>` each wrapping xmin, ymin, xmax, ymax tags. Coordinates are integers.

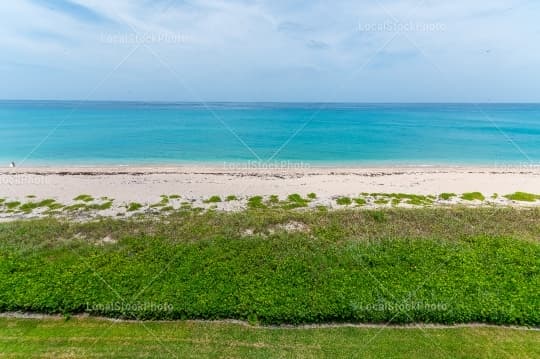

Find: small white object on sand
<box><xmin>9</xmin><ymin>162</ymin><xmax>15</xmax><ymax>168</ymax></box>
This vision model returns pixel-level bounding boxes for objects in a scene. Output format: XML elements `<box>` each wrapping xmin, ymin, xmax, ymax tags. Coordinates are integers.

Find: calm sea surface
<box><xmin>1</xmin><ymin>101</ymin><xmax>539</xmax><ymax>166</ymax></box>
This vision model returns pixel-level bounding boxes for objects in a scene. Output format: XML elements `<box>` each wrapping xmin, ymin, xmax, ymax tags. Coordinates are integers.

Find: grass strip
<box><xmin>0</xmin><ymin>318</ymin><xmax>538</xmax><ymax>358</ymax></box>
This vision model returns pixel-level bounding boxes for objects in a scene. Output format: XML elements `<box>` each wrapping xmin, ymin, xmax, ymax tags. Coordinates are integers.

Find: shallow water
<box><xmin>1</xmin><ymin>101</ymin><xmax>539</xmax><ymax>166</ymax></box>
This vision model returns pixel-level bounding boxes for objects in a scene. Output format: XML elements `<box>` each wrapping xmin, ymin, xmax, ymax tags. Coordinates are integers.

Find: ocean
<box><xmin>1</xmin><ymin>101</ymin><xmax>539</xmax><ymax>166</ymax></box>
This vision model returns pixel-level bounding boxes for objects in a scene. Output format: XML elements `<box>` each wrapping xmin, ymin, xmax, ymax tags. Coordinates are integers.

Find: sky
<box><xmin>1</xmin><ymin>0</ymin><xmax>540</xmax><ymax>102</ymax></box>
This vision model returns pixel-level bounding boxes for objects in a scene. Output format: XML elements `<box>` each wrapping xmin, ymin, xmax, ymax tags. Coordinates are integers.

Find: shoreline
<box><xmin>2</xmin><ymin>163</ymin><xmax>540</xmax><ymax>173</ymax></box>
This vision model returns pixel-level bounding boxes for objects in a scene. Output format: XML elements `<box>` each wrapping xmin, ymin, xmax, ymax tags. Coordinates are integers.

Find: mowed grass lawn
<box><xmin>0</xmin><ymin>317</ymin><xmax>539</xmax><ymax>358</ymax></box>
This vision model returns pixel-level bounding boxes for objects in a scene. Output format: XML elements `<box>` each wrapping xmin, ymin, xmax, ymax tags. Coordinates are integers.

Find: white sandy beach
<box><xmin>1</xmin><ymin>165</ymin><xmax>539</xmax><ymax>203</ymax></box>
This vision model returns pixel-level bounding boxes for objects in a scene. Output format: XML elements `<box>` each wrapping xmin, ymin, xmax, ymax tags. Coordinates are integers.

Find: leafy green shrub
<box><xmin>0</xmin><ymin>209</ymin><xmax>538</xmax><ymax>326</ymax></box>
<box><xmin>159</xmin><ymin>196</ymin><xmax>169</xmax><ymax>204</ymax></box>
<box><xmin>282</xmin><ymin>194</ymin><xmax>309</xmax><ymax>209</ymax></box>
<box><xmin>74</xmin><ymin>194</ymin><xmax>94</xmax><ymax>202</ymax></box>
<box><xmin>504</xmin><ymin>192</ymin><xmax>540</xmax><ymax>202</ymax></box>
<box><xmin>381</xmin><ymin>194</ymin><xmax>433</xmax><ymax>206</ymax></box>
<box><xmin>461</xmin><ymin>192</ymin><xmax>485</xmax><ymax>201</ymax></box>
<box><xmin>37</xmin><ymin>199</ymin><xmax>58</xmax><ymax>208</ymax></box>
<box><xmin>439</xmin><ymin>193</ymin><xmax>456</xmax><ymax>201</ymax></box>
<box><xmin>336</xmin><ymin>197</ymin><xmax>352</xmax><ymax>206</ymax></box>
<box><xmin>5</xmin><ymin>201</ymin><xmax>21</xmax><ymax>209</ymax></box>
<box><xmin>268</xmin><ymin>195</ymin><xmax>279</xmax><ymax>204</ymax></box>
<box><xmin>247</xmin><ymin>196</ymin><xmax>266</xmax><ymax>209</ymax></box>
<box><xmin>127</xmin><ymin>202</ymin><xmax>143</xmax><ymax>212</ymax></box>
<box><xmin>87</xmin><ymin>202</ymin><xmax>113</xmax><ymax>211</ymax></box>
<box><xmin>354</xmin><ymin>198</ymin><xmax>367</xmax><ymax>206</ymax></box>
<box><xmin>63</xmin><ymin>203</ymin><xmax>88</xmax><ymax>212</ymax></box>
<box><xmin>204</xmin><ymin>196</ymin><xmax>222</xmax><ymax>204</ymax></box>
<box><xmin>45</xmin><ymin>203</ymin><xmax>64</xmax><ymax>210</ymax></box>
<box><xmin>18</xmin><ymin>199</ymin><xmax>63</xmax><ymax>213</ymax></box>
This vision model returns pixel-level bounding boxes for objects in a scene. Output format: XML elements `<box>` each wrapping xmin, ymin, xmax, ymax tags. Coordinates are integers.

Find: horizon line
<box><xmin>2</xmin><ymin>99</ymin><xmax>540</xmax><ymax>105</ymax></box>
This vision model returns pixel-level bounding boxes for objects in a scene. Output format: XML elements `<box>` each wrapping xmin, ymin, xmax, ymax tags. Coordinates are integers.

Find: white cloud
<box><xmin>1</xmin><ymin>0</ymin><xmax>539</xmax><ymax>101</ymax></box>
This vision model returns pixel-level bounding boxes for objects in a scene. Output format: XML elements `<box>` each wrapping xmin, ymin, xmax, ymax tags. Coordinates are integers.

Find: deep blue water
<box><xmin>1</xmin><ymin>101</ymin><xmax>539</xmax><ymax>166</ymax></box>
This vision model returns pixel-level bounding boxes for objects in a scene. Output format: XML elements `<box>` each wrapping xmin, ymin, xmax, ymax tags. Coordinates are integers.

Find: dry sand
<box><xmin>1</xmin><ymin>165</ymin><xmax>539</xmax><ymax>204</ymax></box>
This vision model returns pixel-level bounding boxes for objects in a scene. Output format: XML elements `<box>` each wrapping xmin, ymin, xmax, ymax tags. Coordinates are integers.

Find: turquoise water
<box><xmin>1</xmin><ymin>101</ymin><xmax>539</xmax><ymax>166</ymax></box>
